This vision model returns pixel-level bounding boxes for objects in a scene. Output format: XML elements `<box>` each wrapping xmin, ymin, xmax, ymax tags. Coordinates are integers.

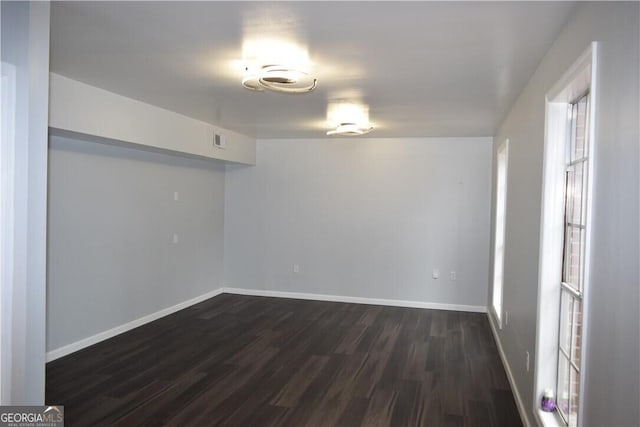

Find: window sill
<box><xmin>535</xmin><ymin>408</ymin><xmax>564</xmax><ymax>427</ymax></box>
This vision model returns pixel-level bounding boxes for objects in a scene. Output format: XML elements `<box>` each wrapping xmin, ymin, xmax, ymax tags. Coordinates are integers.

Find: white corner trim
<box><xmin>222</xmin><ymin>287</ymin><xmax>487</xmax><ymax>313</ymax></box>
<box><xmin>46</xmin><ymin>287</ymin><xmax>224</xmax><ymax>362</ymax></box>
<box><xmin>487</xmin><ymin>313</ymin><xmax>532</xmax><ymax>427</ymax></box>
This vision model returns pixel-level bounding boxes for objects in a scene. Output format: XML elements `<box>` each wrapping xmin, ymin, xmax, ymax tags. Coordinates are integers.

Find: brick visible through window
<box><xmin>557</xmin><ymin>92</ymin><xmax>589</xmax><ymax>427</ymax></box>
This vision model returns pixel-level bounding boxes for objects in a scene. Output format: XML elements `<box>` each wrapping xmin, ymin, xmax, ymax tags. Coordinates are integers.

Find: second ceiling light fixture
<box><xmin>239</xmin><ymin>37</ymin><xmax>373</xmax><ymax>135</ymax></box>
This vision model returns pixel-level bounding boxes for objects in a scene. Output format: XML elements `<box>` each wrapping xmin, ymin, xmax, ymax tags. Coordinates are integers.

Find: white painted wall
<box><xmin>49</xmin><ymin>73</ymin><xmax>256</xmax><ymax>165</ymax></box>
<box><xmin>489</xmin><ymin>3</ymin><xmax>639</xmax><ymax>426</ymax></box>
<box><xmin>47</xmin><ymin>134</ymin><xmax>226</xmax><ymax>353</ymax></box>
<box><xmin>225</xmin><ymin>137</ymin><xmax>492</xmax><ymax>309</ymax></box>
<box><xmin>0</xmin><ymin>1</ymin><xmax>49</xmax><ymax>405</ymax></box>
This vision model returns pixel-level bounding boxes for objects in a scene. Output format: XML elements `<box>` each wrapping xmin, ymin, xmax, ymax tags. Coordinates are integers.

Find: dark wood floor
<box><xmin>46</xmin><ymin>294</ymin><xmax>522</xmax><ymax>426</ymax></box>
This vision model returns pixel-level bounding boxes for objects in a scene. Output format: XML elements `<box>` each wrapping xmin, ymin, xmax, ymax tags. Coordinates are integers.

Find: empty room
<box><xmin>1</xmin><ymin>1</ymin><xmax>638</xmax><ymax>426</ymax></box>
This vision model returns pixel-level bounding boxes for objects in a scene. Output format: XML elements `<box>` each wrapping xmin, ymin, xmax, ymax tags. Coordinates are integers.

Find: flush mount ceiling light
<box><xmin>239</xmin><ymin>35</ymin><xmax>315</xmax><ymax>94</ymax></box>
<box><xmin>326</xmin><ymin>100</ymin><xmax>374</xmax><ymax>136</ymax></box>
<box><xmin>242</xmin><ymin>65</ymin><xmax>317</xmax><ymax>93</ymax></box>
<box><xmin>327</xmin><ymin>123</ymin><xmax>374</xmax><ymax>136</ymax></box>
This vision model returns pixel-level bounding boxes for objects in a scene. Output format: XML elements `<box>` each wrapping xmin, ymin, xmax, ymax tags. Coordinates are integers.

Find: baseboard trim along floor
<box><xmin>488</xmin><ymin>312</ymin><xmax>532</xmax><ymax>427</ymax></box>
<box><xmin>223</xmin><ymin>287</ymin><xmax>487</xmax><ymax>314</ymax></box>
<box><xmin>46</xmin><ymin>288</ymin><xmax>225</xmax><ymax>361</ymax></box>
<box><xmin>46</xmin><ymin>286</ymin><xmax>487</xmax><ymax>362</ymax></box>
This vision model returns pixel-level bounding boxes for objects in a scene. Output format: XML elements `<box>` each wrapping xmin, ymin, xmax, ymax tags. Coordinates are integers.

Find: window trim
<box><xmin>0</xmin><ymin>60</ymin><xmax>17</xmax><ymax>403</ymax></box>
<box><xmin>556</xmin><ymin>91</ymin><xmax>590</xmax><ymax>426</ymax></box>
<box><xmin>491</xmin><ymin>138</ymin><xmax>509</xmax><ymax>329</ymax></box>
<box><xmin>534</xmin><ymin>42</ymin><xmax>598</xmax><ymax>427</ymax></box>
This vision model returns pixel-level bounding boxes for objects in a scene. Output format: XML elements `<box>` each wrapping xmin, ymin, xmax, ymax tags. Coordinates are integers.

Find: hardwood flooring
<box><xmin>46</xmin><ymin>294</ymin><xmax>522</xmax><ymax>426</ymax></box>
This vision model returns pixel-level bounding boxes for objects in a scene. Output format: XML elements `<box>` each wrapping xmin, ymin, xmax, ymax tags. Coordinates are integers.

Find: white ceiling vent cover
<box><xmin>213</xmin><ymin>133</ymin><xmax>226</xmax><ymax>149</ymax></box>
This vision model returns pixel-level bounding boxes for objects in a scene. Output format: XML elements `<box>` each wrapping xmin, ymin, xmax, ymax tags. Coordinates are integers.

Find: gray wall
<box><xmin>225</xmin><ymin>137</ymin><xmax>492</xmax><ymax>308</ymax></box>
<box><xmin>489</xmin><ymin>2</ymin><xmax>639</xmax><ymax>426</ymax></box>
<box><xmin>1</xmin><ymin>1</ymin><xmax>49</xmax><ymax>405</ymax></box>
<box><xmin>47</xmin><ymin>135</ymin><xmax>226</xmax><ymax>352</ymax></box>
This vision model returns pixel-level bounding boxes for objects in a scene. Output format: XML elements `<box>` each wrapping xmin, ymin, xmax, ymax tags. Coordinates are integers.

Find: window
<box><xmin>535</xmin><ymin>43</ymin><xmax>596</xmax><ymax>427</ymax></box>
<box><xmin>556</xmin><ymin>93</ymin><xmax>590</xmax><ymax>427</ymax></box>
<box><xmin>492</xmin><ymin>139</ymin><xmax>509</xmax><ymax>328</ymax></box>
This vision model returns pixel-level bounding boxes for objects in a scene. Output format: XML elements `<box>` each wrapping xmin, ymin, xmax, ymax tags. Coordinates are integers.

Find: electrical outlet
<box><xmin>173</xmin><ymin>233</ymin><xmax>179</xmax><ymax>244</ymax></box>
<box><xmin>432</xmin><ymin>269</ymin><xmax>439</xmax><ymax>279</ymax></box>
<box><xmin>450</xmin><ymin>271</ymin><xmax>456</xmax><ymax>281</ymax></box>
<box><xmin>526</xmin><ymin>351</ymin><xmax>530</xmax><ymax>372</ymax></box>
<box><xmin>293</xmin><ymin>264</ymin><xmax>300</xmax><ymax>273</ymax></box>
<box><xmin>174</xmin><ymin>191</ymin><xmax>179</xmax><ymax>201</ymax></box>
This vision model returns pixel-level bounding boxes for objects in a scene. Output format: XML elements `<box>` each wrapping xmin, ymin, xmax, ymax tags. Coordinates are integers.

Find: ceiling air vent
<box><xmin>213</xmin><ymin>133</ymin><xmax>226</xmax><ymax>149</ymax></box>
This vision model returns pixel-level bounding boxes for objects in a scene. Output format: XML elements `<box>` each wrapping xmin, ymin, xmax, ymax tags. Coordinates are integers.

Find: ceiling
<box><xmin>50</xmin><ymin>1</ymin><xmax>576</xmax><ymax>139</ymax></box>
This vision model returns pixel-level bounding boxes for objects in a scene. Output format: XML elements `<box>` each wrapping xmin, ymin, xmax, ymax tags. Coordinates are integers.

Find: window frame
<box><xmin>535</xmin><ymin>43</ymin><xmax>598</xmax><ymax>427</ymax></box>
<box><xmin>491</xmin><ymin>139</ymin><xmax>509</xmax><ymax>329</ymax></box>
<box><xmin>556</xmin><ymin>92</ymin><xmax>590</xmax><ymax>426</ymax></box>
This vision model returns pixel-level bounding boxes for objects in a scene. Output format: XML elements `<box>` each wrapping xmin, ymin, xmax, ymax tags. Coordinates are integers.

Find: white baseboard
<box><xmin>46</xmin><ymin>287</ymin><xmax>224</xmax><ymax>362</ymax></box>
<box><xmin>222</xmin><ymin>287</ymin><xmax>487</xmax><ymax>313</ymax></box>
<box><xmin>47</xmin><ymin>286</ymin><xmax>487</xmax><ymax>362</ymax></box>
<box><xmin>487</xmin><ymin>313</ymin><xmax>532</xmax><ymax>427</ymax></box>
